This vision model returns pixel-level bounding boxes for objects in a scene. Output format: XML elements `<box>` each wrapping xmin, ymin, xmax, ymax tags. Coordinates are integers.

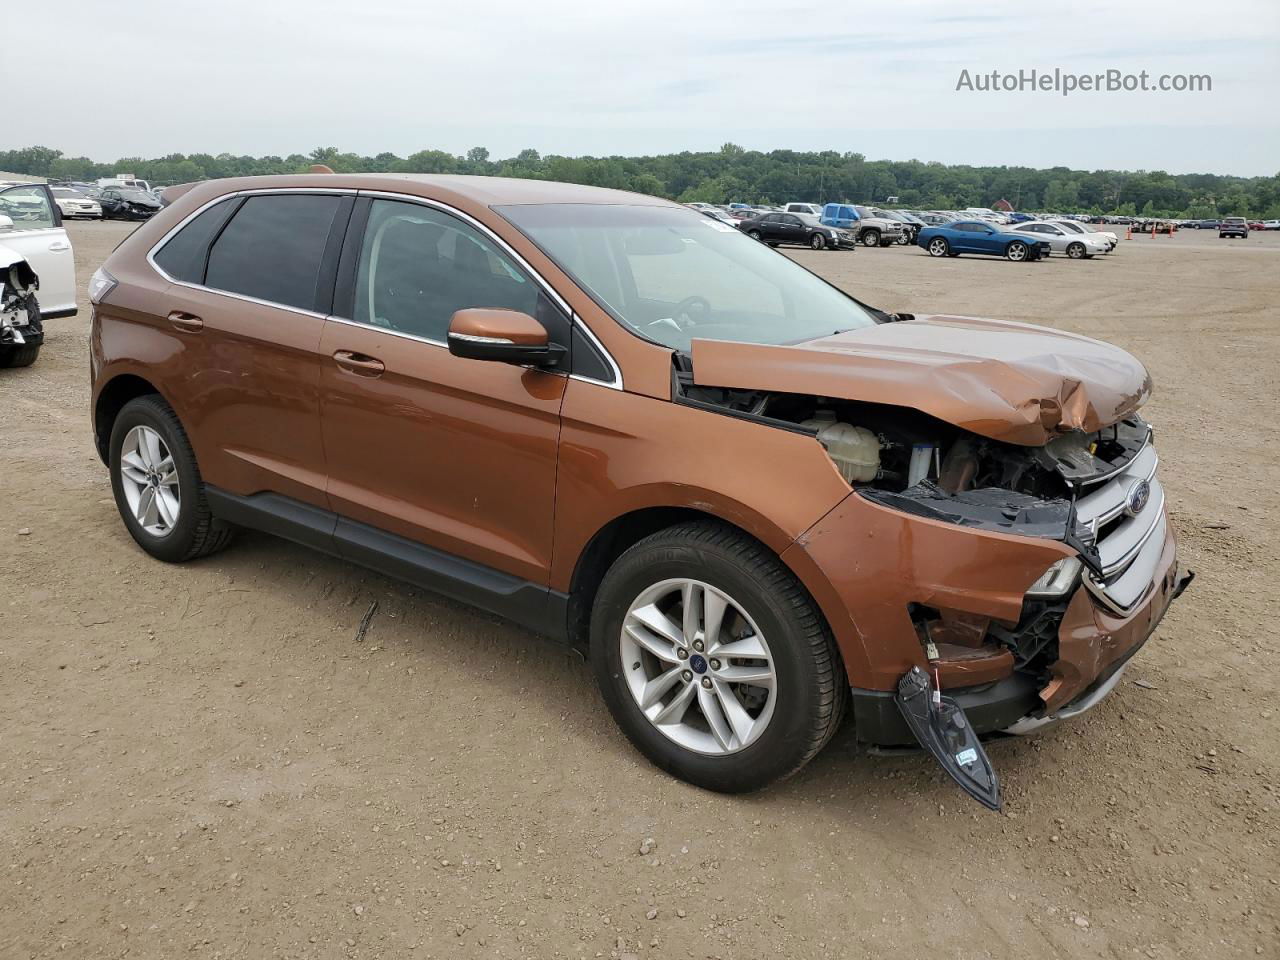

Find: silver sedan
<box><xmin>1011</xmin><ymin>221</ymin><xmax>1111</xmax><ymax>258</ymax></box>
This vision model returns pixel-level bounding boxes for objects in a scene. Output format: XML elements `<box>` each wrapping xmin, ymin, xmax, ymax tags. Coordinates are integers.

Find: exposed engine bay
<box><xmin>675</xmin><ymin>360</ymin><xmax>1174</xmax><ymax>812</ymax></box>
<box><xmin>1</xmin><ymin>254</ymin><xmax>42</xmax><ymax>350</ymax></box>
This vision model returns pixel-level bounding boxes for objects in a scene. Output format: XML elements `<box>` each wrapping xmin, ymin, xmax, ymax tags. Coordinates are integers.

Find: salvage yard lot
<box><xmin>2</xmin><ymin>221</ymin><xmax>1276</xmax><ymax>959</ymax></box>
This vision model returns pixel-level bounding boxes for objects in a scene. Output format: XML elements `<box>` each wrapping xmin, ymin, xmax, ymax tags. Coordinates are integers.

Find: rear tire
<box><xmin>591</xmin><ymin>522</ymin><xmax>846</xmax><ymax>793</ymax></box>
<box><xmin>860</xmin><ymin>229</ymin><xmax>880</xmax><ymax>247</ymax></box>
<box><xmin>747</xmin><ymin>230</ymin><xmax>762</xmax><ymax>241</ymax></box>
<box><xmin>108</xmin><ymin>395</ymin><xmax>234</xmax><ymax>563</ymax></box>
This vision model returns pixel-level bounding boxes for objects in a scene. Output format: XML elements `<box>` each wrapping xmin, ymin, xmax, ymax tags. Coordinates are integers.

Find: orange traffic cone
<box><xmin>1151</xmin><ymin>224</ymin><xmax>1156</xmax><ymax>238</ymax></box>
<box><xmin>1125</xmin><ymin>225</ymin><xmax>1132</xmax><ymax>239</ymax></box>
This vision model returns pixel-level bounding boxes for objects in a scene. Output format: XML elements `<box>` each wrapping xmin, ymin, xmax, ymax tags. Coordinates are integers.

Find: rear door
<box><xmin>0</xmin><ymin>183</ymin><xmax>76</xmax><ymax>317</ymax></box>
<box><xmin>150</xmin><ymin>190</ymin><xmax>351</xmax><ymax>509</ymax></box>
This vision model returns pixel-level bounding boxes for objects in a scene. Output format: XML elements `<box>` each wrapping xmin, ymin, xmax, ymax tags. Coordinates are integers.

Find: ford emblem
<box><xmin>1125</xmin><ymin>478</ymin><xmax>1151</xmax><ymax>517</ymax></box>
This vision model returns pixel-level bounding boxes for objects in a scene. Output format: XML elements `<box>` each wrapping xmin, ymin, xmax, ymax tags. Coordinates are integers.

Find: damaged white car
<box><xmin>0</xmin><ymin>182</ymin><xmax>78</xmax><ymax>368</ymax></box>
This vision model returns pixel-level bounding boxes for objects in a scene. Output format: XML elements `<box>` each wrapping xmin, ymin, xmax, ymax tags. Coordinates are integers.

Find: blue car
<box><xmin>916</xmin><ymin>220</ymin><xmax>1049</xmax><ymax>262</ymax></box>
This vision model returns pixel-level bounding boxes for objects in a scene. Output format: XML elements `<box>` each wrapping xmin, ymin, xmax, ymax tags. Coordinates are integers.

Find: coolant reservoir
<box><xmin>802</xmin><ymin>411</ymin><xmax>881</xmax><ymax>483</ymax></box>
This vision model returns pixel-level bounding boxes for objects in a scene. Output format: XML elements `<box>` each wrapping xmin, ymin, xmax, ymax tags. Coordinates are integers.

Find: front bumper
<box><xmin>782</xmin><ymin>491</ymin><xmax>1186</xmax><ymax>746</ymax></box>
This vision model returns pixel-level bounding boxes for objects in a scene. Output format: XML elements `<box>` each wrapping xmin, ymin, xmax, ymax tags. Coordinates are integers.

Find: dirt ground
<box><xmin>2</xmin><ymin>220</ymin><xmax>1277</xmax><ymax>960</ymax></box>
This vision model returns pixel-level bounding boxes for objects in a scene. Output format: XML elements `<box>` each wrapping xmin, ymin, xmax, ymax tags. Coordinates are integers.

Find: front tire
<box><xmin>1005</xmin><ymin>240</ymin><xmax>1030</xmax><ymax>262</ymax></box>
<box><xmin>0</xmin><ymin>343</ymin><xmax>40</xmax><ymax>368</ymax></box>
<box><xmin>109</xmin><ymin>395</ymin><xmax>233</xmax><ymax>562</ymax></box>
<box><xmin>809</xmin><ymin>233</ymin><xmax>826</xmax><ymax>250</ymax></box>
<box><xmin>1066</xmin><ymin>242</ymin><xmax>1086</xmax><ymax>259</ymax></box>
<box><xmin>591</xmin><ymin>523</ymin><xmax>846</xmax><ymax>793</ymax></box>
<box><xmin>927</xmin><ymin>237</ymin><xmax>950</xmax><ymax>257</ymax></box>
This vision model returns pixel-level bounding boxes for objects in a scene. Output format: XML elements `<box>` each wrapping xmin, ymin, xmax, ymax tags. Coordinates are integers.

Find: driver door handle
<box><xmin>333</xmin><ymin>350</ymin><xmax>385</xmax><ymax>377</ymax></box>
<box><xmin>168</xmin><ymin>311</ymin><xmax>203</xmax><ymax>332</ymax></box>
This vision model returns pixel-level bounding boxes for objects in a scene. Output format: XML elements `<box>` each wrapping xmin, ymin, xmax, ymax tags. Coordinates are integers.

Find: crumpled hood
<box><xmin>689</xmin><ymin>314</ymin><xmax>1152</xmax><ymax>445</ymax></box>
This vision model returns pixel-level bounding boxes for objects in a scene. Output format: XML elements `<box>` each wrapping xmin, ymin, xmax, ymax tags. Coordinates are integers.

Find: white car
<box><xmin>783</xmin><ymin>202</ymin><xmax>822</xmax><ymax>216</ymax></box>
<box><xmin>1052</xmin><ymin>219</ymin><xmax>1119</xmax><ymax>250</ymax></box>
<box><xmin>51</xmin><ymin>186</ymin><xmax>103</xmax><ymax>220</ymax></box>
<box><xmin>1011</xmin><ymin>221</ymin><xmax>1110</xmax><ymax>258</ymax></box>
<box><xmin>0</xmin><ymin>182</ymin><xmax>77</xmax><ymax>325</ymax></box>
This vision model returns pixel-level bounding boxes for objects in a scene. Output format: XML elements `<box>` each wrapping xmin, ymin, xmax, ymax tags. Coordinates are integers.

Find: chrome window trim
<box><xmin>358</xmin><ymin>189</ymin><xmax>622</xmax><ymax>390</ymax></box>
<box><xmin>146</xmin><ymin>186</ymin><xmax>623</xmax><ymax>390</ymax></box>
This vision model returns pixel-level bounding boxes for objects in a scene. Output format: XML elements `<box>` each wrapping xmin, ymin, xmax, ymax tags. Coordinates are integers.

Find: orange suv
<box><xmin>89</xmin><ymin>175</ymin><xmax>1191</xmax><ymax>806</ymax></box>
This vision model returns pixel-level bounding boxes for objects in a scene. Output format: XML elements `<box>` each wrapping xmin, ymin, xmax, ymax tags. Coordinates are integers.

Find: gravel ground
<box><xmin>1</xmin><ymin>220</ymin><xmax>1277</xmax><ymax>959</ymax></box>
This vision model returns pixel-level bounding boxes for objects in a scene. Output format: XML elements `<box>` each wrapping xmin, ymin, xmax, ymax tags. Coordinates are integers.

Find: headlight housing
<box><xmin>89</xmin><ymin>266</ymin><xmax>117</xmax><ymax>304</ymax></box>
<box><xmin>1026</xmin><ymin>557</ymin><xmax>1082</xmax><ymax>597</ymax></box>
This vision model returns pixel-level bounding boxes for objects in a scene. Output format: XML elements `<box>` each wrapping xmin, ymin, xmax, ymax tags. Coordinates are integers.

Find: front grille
<box><xmin>1074</xmin><ymin>437</ymin><xmax>1165</xmax><ymax>613</ymax></box>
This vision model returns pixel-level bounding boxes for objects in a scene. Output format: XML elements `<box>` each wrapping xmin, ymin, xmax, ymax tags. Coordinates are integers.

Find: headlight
<box><xmin>1026</xmin><ymin>557</ymin><xmax>1082</xmax><ymax>597</ymax></box>
<box><xmin>89</xmin><ymin>266</ymin><xmax>117</xmax><ymax>304</ymax></box>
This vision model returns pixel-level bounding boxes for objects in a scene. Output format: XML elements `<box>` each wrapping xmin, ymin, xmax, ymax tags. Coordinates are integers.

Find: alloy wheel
<box><xmin>929</xmin><ymin>238</ymin><xmax>948</xmax><ymax>256</ymax></box>
<box><xmin>119</xmin><ymin>425</ymin><xmax>181</xmax><ymax>537</ymax></box>
<box><xmin>620</xmin><ymin>578</ymin><xmax>776</xmax><ymax>755</ymax></box>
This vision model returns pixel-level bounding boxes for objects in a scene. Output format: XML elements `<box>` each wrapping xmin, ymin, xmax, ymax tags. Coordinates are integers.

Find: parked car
<box><xmin>819</xmin><ymin>203</ymin><xmax>904</xmax><ymax>247</ymax></box>
<box><xmin>1012</xmin><ymin>221</ymin><xmax>1109</xmax><ymax>258</ymax></box>
<box><xmin>1264</xmin><ymin>220</ymin><xmax>1280</xmax><ymax>230</ymax></box>
<box><xmin>1219</xmin><ymin>217</ymin><xmax>1249</xmax><ymax>239</ymax></box>
<box><xmin>1049</xmin><ymin>219</ymin><xmax>1119</xmax><ymax>252</ymax></box>
<box><xmin>880</xmin><ymin>210</ymin><xmax>922</xmax><ymax>245</ymax></box>
<box><xmin>738</xmin><ymin>211</ymin><xmax>856</xmax><ymax>250</ymax></box>
<box><xmin>783</xmin><ymin>202</ymin><xmax>822</xmax><ymax>216</ymax></box>
<box><xmin>88</xmin><ymin>174</ymin><xmax>1189</xmax><ymax>807</ymax></box>
<box><xmin>1248</xmin><ymin>221</ymin><xmax>1265</xmax><ymax>231</ymax></box>
<box><xmin>0</xmin><ymin>182</ymin><xmax>77</xmax><ymax>345</ymax></box>
<box><xmin>51</xmin><ymin>186</ymin><xmax>103</xmax><ymax>220</ymax></box>
<box><xmin>917</xmin><ymin>220</ymin><xmax>1049</xmax><ymax>261</ymax></box>
<box><xmin>99</xmin><ymin>187</ymin><xmax>161</xmax><ymax>220</ymax></box>
<box><xmin>1195</xmin><ymin>219</ymin><xmax>1220</xmax><ymax>230</ymax></box>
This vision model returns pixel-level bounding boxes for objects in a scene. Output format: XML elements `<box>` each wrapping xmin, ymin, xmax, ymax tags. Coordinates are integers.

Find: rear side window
<box><xmin>153</xmin><ymin>198</ymin><xmax>238</xmax><ymax>283</ymax></box>
<box><xmin>205</xmin><ymin>194</ymin><xmax>342</xmax><ymax>311</ymax></box>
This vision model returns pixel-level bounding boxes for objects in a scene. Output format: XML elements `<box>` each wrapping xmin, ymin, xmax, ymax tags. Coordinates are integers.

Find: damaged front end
<box><xmin>676</xmin><ymin>349</ymin><xmax>1191</xmax><ymax>811</ymax></box>
<box><xmin>1</xmin><ymin>252</ymin><xmax>42</xmax><ymax>352</ymax></box>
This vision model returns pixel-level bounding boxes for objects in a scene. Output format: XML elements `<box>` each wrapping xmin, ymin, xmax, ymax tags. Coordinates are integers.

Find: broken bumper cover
<box><xmin>783</xmin><ymin>493</ymin><xmax>1189</xmax><ymax>746</ymax></box>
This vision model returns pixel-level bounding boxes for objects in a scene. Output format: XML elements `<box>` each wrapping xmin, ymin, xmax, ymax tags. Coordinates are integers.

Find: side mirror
<box><xmin>0</xmin><ymin>214</ymin><xmax>12</xmax><ymax>231</ymax></box>
<box><xmin>447</xmin><ymin>308</ymin><xmax>566</xmax><ymax>367</ymax></box>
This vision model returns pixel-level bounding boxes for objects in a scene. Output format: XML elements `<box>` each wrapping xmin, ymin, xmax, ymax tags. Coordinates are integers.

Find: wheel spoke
<box><xmin>155</xmin><ymin>455</ymin><xmax>177</xmax><ymax>482</ymax></box>
<box><xmin>137</xmin><ymin>486</ymin><xmax>158</xmax><ymax>527</ymax></box>
<box><xmin>639</xmin><ymin>665</ymin><xmax>684</xmax><ymax>709</ymax></box>
<box><xmin>653</xmin><ymin>680</ymin><xmax>696</xmax><ymax>725</ymax></box>
<box><xmin>702</xmin><ymin>590</ymin><xmax>727</xmax><ymax>648</ymax></box>
<box><xmin>628</xmin><ymin>603</ymin><xmax>684</xmax><ymax>646</ymax></box>
<box><xmin>155</xmin><ymin>489</ymin><xmax>178</xmax><ymax>529</ymax></box>
<box><xmin>715</xmin><ymin>664</ymin><xmax>773</xmax><ymax>685</ymax></box>
<box><xmin>697</xmin><ymin>684</ymin><xmax>734</xmax><ymax>751</ymax></box>
<box><xmin>624</xmin><ymin>620</ymin><xmax>681</xmax><ymax>664</ymax></box>
<box><xmin>681</xmin><ymin>581</ymin><xmax>701</xmax><ymax>646</ymax></box>
<box><xmin>121</xmin><ymin>449</ymin><xmax>148</xmax><ymax>483</ymax></box>
<box><xmin>712</xmin><ymin>679</ymin><xmax>757</xmax><ymax>746</ymax></box>
<box><xmin>708</xmin><ymin>633</ymin><xmax>767</xmax><ymax>660</ymax></box>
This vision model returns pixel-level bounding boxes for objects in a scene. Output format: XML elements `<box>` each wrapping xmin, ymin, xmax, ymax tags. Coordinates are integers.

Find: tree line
<box><xmin>4</xmin><ymin>143</ymin><xmax>1278</xmax><ymax>219</ymax></box>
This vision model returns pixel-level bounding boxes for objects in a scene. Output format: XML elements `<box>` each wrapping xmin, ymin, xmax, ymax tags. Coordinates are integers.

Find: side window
<box><xmin>153</xmin><ymin>198</ymin><xmax>238</xmax><ymax>283</ymax></box>
<box><xmin>205</xmin><ymin>194</ymin><xmax>342</xmax><ymax>311</ymax></box>
<box><xmin>352</xmin><ymin>199</ymin><xmax>538</xmax><ymax>342</ymax></box>
<box><xmin>0</xmin><ymin>185</ymin><xmax>55</xmax><ymax>230</ymax></box>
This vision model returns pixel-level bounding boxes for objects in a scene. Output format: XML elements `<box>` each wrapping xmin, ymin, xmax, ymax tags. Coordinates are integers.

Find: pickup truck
<box><xmin>820</xmin><ymin>203</ymin><xmax>905</xmax><ymax>247</ymax></box>
<box><xmin>0</xmin><ymin>181</ymin><xmax>77</xmax><ymax>367</ymax></box>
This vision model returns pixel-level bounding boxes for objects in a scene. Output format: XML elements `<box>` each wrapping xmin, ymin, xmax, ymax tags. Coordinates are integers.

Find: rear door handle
<box><xmin>49</xmin><ymin>240</ymin><xmax>71</xmax><ymax>252</ymax></box>
<box><xmin>168</xmin><ymin>311</ymin><xmax>203</xmax><ymax>332</ymax></box>
<box><xmin>333</xmin><ymin>350</ymin><xmax>385</xmax><ymax>377</ymax></box>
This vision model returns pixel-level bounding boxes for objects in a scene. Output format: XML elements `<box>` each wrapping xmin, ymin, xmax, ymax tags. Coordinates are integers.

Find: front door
<box><xmin>319</xmin><ymin>196</ymin><xmax>568</xmax><ymax>585</ymax></box>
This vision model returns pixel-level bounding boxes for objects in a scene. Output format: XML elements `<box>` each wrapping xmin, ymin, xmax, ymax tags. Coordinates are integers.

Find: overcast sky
<box><xmin>15</xmin><ymin>0</ymin><xmax>1280</xmax><ymax>177</ymax></box>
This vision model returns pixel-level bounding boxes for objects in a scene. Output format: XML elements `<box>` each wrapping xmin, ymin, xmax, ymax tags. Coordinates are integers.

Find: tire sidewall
<box><xmin>1007</xmin><ymin>240</ymin><xmax>1028</xmax><ymax>261</ymax></box>
<box><xmin>591</xmin><ymin>535</ymin><xmax>829</xmax><ymax>792</ymax></box>
<box><xmin>1067</xmin><ymin>242</ymin><xmax>1085</xmax><ymax>259</ymax></box>
<box><xmin>928</xmin><ymin>237</ymin><xmax>949</xmax><ymax>257</ymax></box>
<box><xmin>861</xmin><ymin>229</ymin><xmax>880</xmax><ymax>247</ymax></box>
<box><xmin>108</xmin><ymin>397</ymin><xmax>204</xmax><ymax>562</ymax></box>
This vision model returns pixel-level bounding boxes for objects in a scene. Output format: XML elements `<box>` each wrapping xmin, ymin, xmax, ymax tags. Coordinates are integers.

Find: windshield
<box><xmin>496</xmin><ymin>203</ymin><xmax>878</xmax><ymax>352</ymax></box>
